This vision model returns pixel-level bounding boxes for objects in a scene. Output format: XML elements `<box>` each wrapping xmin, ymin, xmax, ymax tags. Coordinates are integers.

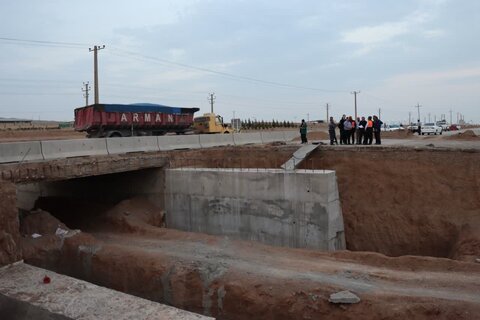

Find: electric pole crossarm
<box><xmin>81</xmin><ymin>81</ymin><xmax>90</xmax><ymax>106</ymax></box>
<box><xmin>208</xmin><ymin>93</ymin><xmax>216</xmax><ymax>113</ymax></box>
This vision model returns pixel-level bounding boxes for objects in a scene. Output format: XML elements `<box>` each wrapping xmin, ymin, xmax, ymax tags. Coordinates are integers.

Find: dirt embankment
<box><xmin>443</xmin><ymin>130</ymin><xmax>479</xmax><ymax>141</ymax></box>
<box><xmin>300</xmin><ymin>148</ymin><xmax>480</xmax><ymax>260</ymax></box>
<box><xmin>0</xmin><ymin>128</ymin><xmax>85</xmax><ymax>142</ymax></box>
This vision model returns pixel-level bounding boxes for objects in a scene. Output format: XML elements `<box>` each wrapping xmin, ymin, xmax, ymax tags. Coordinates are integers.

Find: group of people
<box><xmin>328</xmin><ymin>115</ymin><xmax>383</xmax><ymax>145</ymax></box>
<box><xmin>299</xmin><ymin>116</ymin><xmax>384</xmax><ymax>145</ymax></box>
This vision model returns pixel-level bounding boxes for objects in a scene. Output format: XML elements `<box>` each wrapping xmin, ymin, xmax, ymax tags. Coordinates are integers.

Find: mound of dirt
<box><xmin>96</xmin><ymin>197</ymin><xmax>165</xmax><ymax>234</ymax></box>
<box><xmin>20</xmin><ymin>209</ymin><xmax>70</xmax><ymax>236</ymax></box>
<box><xmin>444</xmin><ymin>130</ymin><xmax>479</xmax><ymax>140</ymax></box>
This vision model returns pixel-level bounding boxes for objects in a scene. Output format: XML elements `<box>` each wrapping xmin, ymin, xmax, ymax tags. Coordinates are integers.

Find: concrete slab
<box><xmin>281</xmin><ymin>144</ymin><xmax>320</xmax><ymax>170</ymax></box>
<box><xmin>199</xmin><ymin>134</ymin><xmax>234</xmax><ymax>148</ymax></box>
<box><xmin>0</xmin><ymin>262</ymin><xmax>213</xmax><ymax>320</ymax></box>
<box><xmin>232</xmin><ymin>132</ymin><xmax>262</xmax><ymax>145</ymax></box>
<box><xmin>165</xmin><ymin>168</ymin><xmax>345</xmax><ymax>250</ymax></box>
<box><xmin>106</xmin><ymin>136</ymin><xmax>159</xmax><ymax>155</ymax></box>
<box><xmin>158</xmin><ymin>134</ymin><xmax>201</xmax><ymax>150</ymax></box>
<box><xmin>0</xmin><ymin>141</ymin><xmax>44</xmax><ymax>164</ymax></box>
<box><xmin>41</xmin><ymin>139</ymin><xmax>108</xmax><ymax>160</ymax></box>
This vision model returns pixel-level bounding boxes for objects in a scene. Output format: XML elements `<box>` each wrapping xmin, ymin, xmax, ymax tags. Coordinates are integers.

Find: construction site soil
<box><xmin>3</xmin><ymin>144</ymin><xmax>480</xmax><ymax>319</ymax></box>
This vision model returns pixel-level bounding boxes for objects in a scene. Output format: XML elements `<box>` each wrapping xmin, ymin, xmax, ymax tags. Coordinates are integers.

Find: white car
<box><xmin>382</xmin><ymin>124</ymin><xmax>405</xmax><ymax>132</ymax></box>
<box><xmin>421</xmin><ymin>123</ymin><xmax>442</xmax><ymax>135</ymax></box>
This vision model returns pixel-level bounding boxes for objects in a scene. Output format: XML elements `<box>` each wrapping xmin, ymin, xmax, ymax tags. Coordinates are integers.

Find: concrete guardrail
<box><xmin>0</xmin><ymin>130</ymin><xmax>300</xmax><ymax>163</ymax></box>
<box><xmin>106</xmin><ymin>136</ymin><xmax>159</xmax><ymax>155</ymax></box>
<box><xmin>261</xmin><ymin>131</ymin><xmax>286</xmax><ymax>143</ymax></box>
<box><xmin>158</xmin><ymin>135</ymin><xmax>202</xmax><ymax>151</ymax></box>
<box><xmin>41</xmin><ymin>139</ymin><xmax>108</xmax><ymax>160</ymax></box>
<box><xmin>233</xmin><ymin>132</ymin><xmax>262</xmax><ymax>145</ymax></box>
<box><xmin>0</xmin><ymin>141</ymin><xmax>44</xmax><ymax>164</ymax></box>
<box><xmin>199</xmin><ymin>134</ymin><xmax>234</xmax><ymax>148</ymax></box>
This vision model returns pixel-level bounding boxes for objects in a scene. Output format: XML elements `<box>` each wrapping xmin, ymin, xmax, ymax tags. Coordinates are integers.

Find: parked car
<box><xmin>449</xmin><ymin>124</ymin><xmax>459</xmax><ymax>131</ymax></box>
<box><xmin>421</xmin><ymin>123</ymin><xmax>443</xmax><ymax>135</ymax></box>
<box><xmin>382</xmin><ymin>124</ymin><xmax>405</xmax><ymax>132</ymax></box>
<box><xmin>407</xmin><ymin>123</ymin><xmax>420</xmax><ymax>132</ymax></box>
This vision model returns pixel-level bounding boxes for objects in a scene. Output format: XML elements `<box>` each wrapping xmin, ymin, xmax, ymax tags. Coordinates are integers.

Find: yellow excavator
<box><xmin>192</xmin><ymin>113</ymin><xmax>232</xmax><ymax>134</ymax></box>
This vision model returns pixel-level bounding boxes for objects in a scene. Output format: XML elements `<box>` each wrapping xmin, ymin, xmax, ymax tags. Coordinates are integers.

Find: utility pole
<box><xmin>208</xmin><ymin>93</ymin><xmax>216</xmax><ymax>113</ymax></box>
<box><xmin>326</xmin><ymin>103</ymin><xmax>329</xmax><ymax>122</ymax></box>
<box><xmin>457</xmin><ymin>112</ymin><xmax>459</xmax><ymax>124</ymax></box>
<box><xmin>415</xmin><ymin>103</ymin><xmax>421</xmax><ymax>123</ymax></box>
<box><xmin>307</xmin><ymin>113</ymin><xmax>310</xmax><ymax>123</ymax></box>
<box><xmin>428</xmin><ymin>113</ymin><xmax>431</xmax><ymax>123</ymax></box>
<box><xmin>89</xmin><ymin>45</ymin><xmax>105</xmax><ymax>104</ymax></box>
<box><xmin>351</xmin><ymin>91</ymin><xmax>360</xmax><ymax>121</ymax></box>
<box><xmin>449</xmin><ymin>109</ymin><xmax>453</xmax><ymax>124</ymax></box>
<box><xmin>378</xmin><ymin>108</ymin><xmax>381</xmax><ymax>119</ymax></box>
<box><xmin>81</xmin><ymin>81</ymin><xmax>91</xmax><ymax>106</ymax></box>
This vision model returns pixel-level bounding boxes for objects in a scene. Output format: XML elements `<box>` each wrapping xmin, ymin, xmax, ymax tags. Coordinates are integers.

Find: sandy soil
<box><xmin>20</xmin><ymin>202</ymin><xmax>480</xmax><ymax>320</ymax></box>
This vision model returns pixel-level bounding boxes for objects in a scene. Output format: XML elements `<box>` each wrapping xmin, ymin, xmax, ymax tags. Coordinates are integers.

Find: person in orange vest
<box><xmin>363</xmin><ymin>116</ymin><xmax>374</xmax><ymax>145</ymax></box>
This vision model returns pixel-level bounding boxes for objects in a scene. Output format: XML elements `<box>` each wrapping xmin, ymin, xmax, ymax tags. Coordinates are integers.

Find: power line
<box><xmin>0</xmin><ymin>37</ymin><xmax>88</xmax><ymax>47</ymax></box>
<box><xmin>109</xmin><ymin>46</ymin><xmax>348</xmax><ymax>93</ymax></box>
<box><xmin>1</xmin><ymin>36</ymin><xmax>349</xmax><ymax>93</ymax></box>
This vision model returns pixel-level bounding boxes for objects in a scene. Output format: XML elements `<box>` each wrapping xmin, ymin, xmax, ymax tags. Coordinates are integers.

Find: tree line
<box><xmin>240</xmin><ymin>119</ymin><xmax>297</xmax><ymax>130</ymax></box>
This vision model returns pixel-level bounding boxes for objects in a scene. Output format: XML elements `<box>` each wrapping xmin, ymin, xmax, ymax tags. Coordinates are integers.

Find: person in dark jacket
<box><xmin>373</xmin><ymin>115</ymin><xmax>383</xmax><ymax>145</ymax></box>
<box><xmin>328</xmin><ymin>117</ymin><xmax>338</xmax><ymax>145</ymax></box>
<box><xmin>299</xmin><ymin>119</ymin><xmax>307</xmax><ymax>144</ymax></box>
<box><xmin>338</xmin><ymin>115</ymin><xmax>346</xmax><ymax>145</ymax></box>
<box><xmin>357</xmin><ymin>117</ymin><xmax>366</xmax><ymax>144</ymax></box>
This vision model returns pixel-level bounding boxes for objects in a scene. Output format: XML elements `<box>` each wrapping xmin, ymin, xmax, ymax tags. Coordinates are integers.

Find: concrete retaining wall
<box><xmin>165</xmin><ymin>168</ymin><xmax>345</xmax><ymax>251</ymax></box>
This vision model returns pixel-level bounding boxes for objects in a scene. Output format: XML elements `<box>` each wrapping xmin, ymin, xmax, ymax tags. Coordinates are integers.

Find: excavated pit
<box><xmin>9</xmin><ymin>145</ymin><xmax>480</xmax><ymax>319</ymax></box>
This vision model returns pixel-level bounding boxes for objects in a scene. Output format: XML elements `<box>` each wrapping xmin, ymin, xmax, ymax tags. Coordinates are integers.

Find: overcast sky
<box><xmin>1</xmin><ymin>0</ymin><xmax>479</xmax><ymax>123</ymax></box>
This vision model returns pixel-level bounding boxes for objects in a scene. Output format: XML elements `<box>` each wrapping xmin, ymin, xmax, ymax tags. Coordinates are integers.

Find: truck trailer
<box><xmin>74</xmin><ymin>103</ymin><xmax>199</xmax><ymax>138</ymax></box>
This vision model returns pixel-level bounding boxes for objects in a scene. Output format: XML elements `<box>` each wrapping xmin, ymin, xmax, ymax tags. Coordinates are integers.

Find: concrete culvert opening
<box><xmin>6</xmin><ymin>145</ymin><xmax>480</xmax><ymax>320</ymax></box>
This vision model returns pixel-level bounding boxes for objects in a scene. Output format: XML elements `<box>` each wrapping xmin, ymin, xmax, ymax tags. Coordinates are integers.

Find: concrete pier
<box><xmin>165</xmin><ymin>168</ymin><xmax>345</xmax><ymax>251</ymax></box>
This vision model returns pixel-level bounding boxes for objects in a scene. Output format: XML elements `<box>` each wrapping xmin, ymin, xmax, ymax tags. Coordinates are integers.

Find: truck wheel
<box><xmin>109</xmin><ymin>132</ymin><xmax>122</xmax><ymax>138</ymax></box>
